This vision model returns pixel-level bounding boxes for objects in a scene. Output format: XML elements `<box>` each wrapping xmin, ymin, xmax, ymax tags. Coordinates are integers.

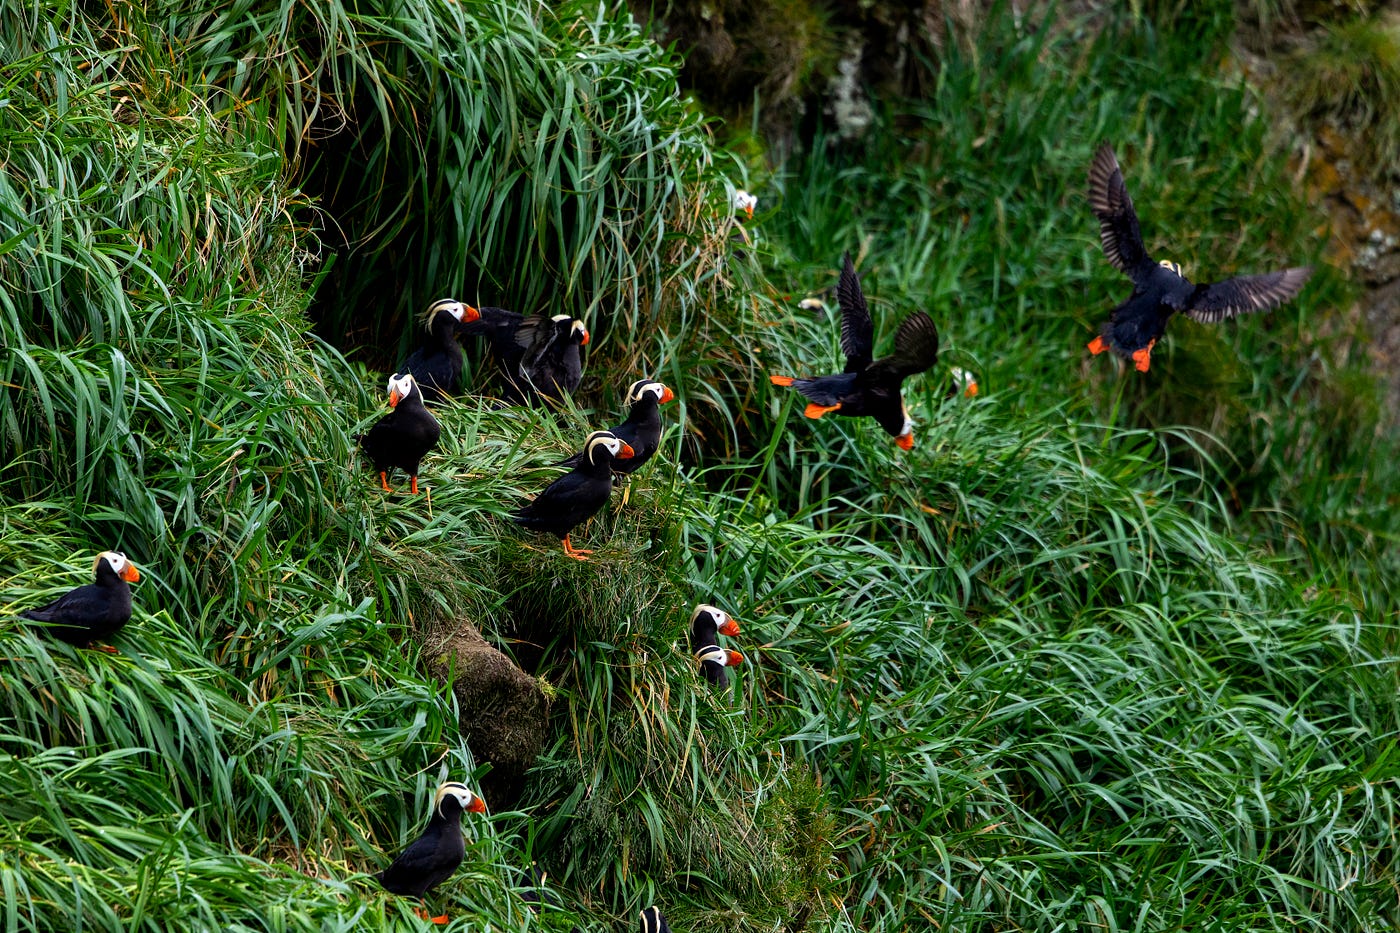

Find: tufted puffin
<box><xmin>377</xmin><ymin>781</ymin><xmax>486</xmax><ymax>924</ymax></box>
<box><xmin>689</xmin><ymin>604</ymin><xmax>742</xmax><ymax>688</ymax></box>
<box><xmin>21</xmin><ymin>551</ymin><xmax>140</xmax><ymax>652</ymax></box>
<box><xmin>1086</xmin><ymin>143</ymin><xmax>1312</xmax><ymax>372</ymax></box>
<box><xmin>947</xmin><ymin>366</ymin><xmax>979</xmax><ymax>398</ymax></box>
<box><xmin>770</xmin><ymin>253</ymin><xmax>941</xmax><ymax>450</ymax></box>
<box><xmin>400</xmin><ymin>299</ymin><xmax>481</xmax><ymax>406</ymax></box>
<box><xmin>356</xmin><ymin>373</ymin><xmax>441</xmax><ymax>495</ymax></box>
<box><xmin>640</xmin><ymin>906</ymin><xmax>672</xmax><ymax>933</ymax></box>
<box><xmin>556</xmin><ymin>379</ymin><xmax>674</xmax><ymax>500</ymax></box>
<box><xmin>513</xmin><ymin>314</ymin><xmax>589</xmax><ymax>405</ymax></box>
<box><xmin>511</xmin><ymin>430</ymin><xmax>634</xmax><ymax>560</ymax></box>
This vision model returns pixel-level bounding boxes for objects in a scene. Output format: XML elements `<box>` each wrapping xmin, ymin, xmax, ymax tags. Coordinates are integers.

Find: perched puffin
<box><xmin>511</xmin><ymin>430</ymin><xmax>635</xmax><ymax>560</ymax></box>
<box><xmin>689</xmin><ymin>604</ymin><xmax>743</xmax><ymax>688</ymax></box>
<box><xmin>400</xmin><ymin>299</ymin><xmax>482</xmax><ymax>406</ymax></box>
<box><xmin>356</xmin><ymin>373</ymin><xmax>441</xmax><ymax>495</ymax></box>
<box><xmin>770</xmin><ymin>253</ymin><xmax>941</xmax><ymax>450</ymax></box>
<box><xmin>377</xmin><ymin>781</ymin><xmax>487</xmax><ymax>924</ymax></box>
<box><xmin>514</xmin><ymin>314</ymin><xmax>589</xmax><ymax>404</ymax></box>
<box><xmin>733</xmin><ymin>189</ymin><xmax>757</xmax><ymax>219</ymax></box>
<box><xmin>1086</xmin><ymin>143</ymin><xmax>1312</xmax><ymax>372</ymax></box>
<box><xmin>640</xmin><ymin>906</ymin><xmax>672</xmax><ymax>933</ymax></box>
<box><xmin>556</xmin><ymin>379</ymin><xmax>674</xmax><ymax>495</ymax></box>
<box><xmin>21</xmin><ymin>551</ymin><xmax>140</xmax><ymax>652</ymax></box>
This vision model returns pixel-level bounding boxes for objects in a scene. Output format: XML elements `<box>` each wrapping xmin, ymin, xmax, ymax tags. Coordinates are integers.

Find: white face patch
<box><xmin>900</xmin><ymin>402</ymin><xmax>914</xmax><ymax>438</ymax></box>
<box><xmin>570</xmin><ymin>320</ymin><xmax>588</xmax><ymax>341</ymax></box>
<box><xmin>388</xmin><ymin>373</ymin><xmax>416</xmax><ymax>406</ymax></box>
<box><xmin>434</xmin><ymin>781</ymin><xmax>474</xmax><ymax>817</ymax></box>
<box><xmin>692</xmin><ymin>604</ymin><xmax>727</xmax><ymax>628</ymax></box>
<box><xmin>733</xmin><ymin>190</ymin><xmax>757</xmax><ymax>216</ymax></box>
<box><xmin>585</xmin><ymin>432</ymin><xmax>622</xmax><ymax>463</ymax></box>
<box><xmin>695</xmin><ymin>645</ymin><xmax>728</xmax><ymax>666</ymax></box>
<box><xmin>96</xmin><ymin>551</ymin><xmax>128</xmax><ymax>576</ymax></box>
<box><xmin>551</xmin><ymin>313</ymin><xmax>571</xmax><ymax>324</ymax></box>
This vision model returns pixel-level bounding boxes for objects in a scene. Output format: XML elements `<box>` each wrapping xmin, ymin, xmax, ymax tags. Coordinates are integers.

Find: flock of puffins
<box><xmin>14</xmin><ymin>144</ymin><xmax>1311</xmax><ymax>929</ymax></box>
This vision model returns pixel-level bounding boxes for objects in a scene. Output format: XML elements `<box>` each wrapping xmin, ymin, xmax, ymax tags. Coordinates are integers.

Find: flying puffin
<box><xmin>556</xmin><ymin>379</ymin><xmax>674</xmax><ymax>500</ymax></box>
<box><xmin>689</xmin><ymin>604</ymin><xmax>743</xmax><ymax>688</ymax></box>
<box><xmin>770</xmin><ymin>253</ymin><xmax>941</xmax><ymax>450</ymax></box>
<box><xmin>1086</xmin><ymin>142</ymin><xmax>1312</xmax><ymax>372</ymax></box>
<box><xmin>511</xmin><ymin>430</ymin><xmax>635</xmax><ymax>560</ymax></box>
<box><xmin>640</xmin><ymin>906</ymin><xmax>672</xmax><ymax>933</ymax></box>
<box><xmin>377</xmin><ymin>781</ymin><xmax>486</xmax><ymax>924</ymax></box>
<box><xmin>356</xmin><ymin>373</ymin><xmax>441</xmax><ymax>495</ymax></box>
<box><xmin>400</xmin><ymin>299</ymin><xmax>482</xmax><ymax>406</ymax></box>
<box><xmin>20</xmin><ymin>551</ymin><xmax>140</xmax><ymax>652</ymax></box>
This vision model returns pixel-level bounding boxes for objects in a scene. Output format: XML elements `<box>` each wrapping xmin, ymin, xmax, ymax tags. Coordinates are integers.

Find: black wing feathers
<box><xmin>1183</xmin><ymin>268</ymin><xmax>1312</xmax><ymax>323</ymax></box>
<box><xmin>869</xmin><ymin>311</ymin><xmax>939</xmax><ymax>379</ymax></box>
<box><xmin>837</xmin><ymin>253</ymin><xmax>874</xmax><ymax>372</ymax></box>
<box><xmin>1088</xmin><ymin>143</ymin><xmax>1154</xmax><ymax>281</ymax></box>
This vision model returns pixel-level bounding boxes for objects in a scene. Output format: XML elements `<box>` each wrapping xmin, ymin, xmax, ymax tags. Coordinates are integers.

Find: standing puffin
<box><xmin>770</xmin><ymin>253</ymin><xmax>941</xmax><ymax>450</ymax></box>
<box><xmin>511</xmin><ymin>430</ymin><xmax>635</xmax><ymax>560</ymax></box>
<box><xmin>377</xmin><ymin>781</ymin><xmax>487</xmax><ymax>924</ymax></box>
<box><xmin>514</xmin><ymin>314</ymin><xmax>589</xmax><ymax>404</ymax></box>
<box><xmin>400</xmin><ymin>299</ymin><xmax>482</xmax><ymax>406</ymax></box>
<box><xmin>556</xmin><ymin>379</ymin><xmax>674</xmax><ymax>499</ymax></box>
<box><xmin>1086</xmin><ymin>143</ymin><xmax>1312</xmax><ymax>372</ymax></box>
<box><xmin>689</xmin><ymin>604</ymin><xmax>743</xmax><ymax>688</ymax></box>
<box><xmin>640</xmin><ymin>906</ymin><xmax>672</xmax><ymax>933</ymax></box>
<box><xmin>21</xmin><ymin>551</ymin><xmax>140</xmax><ymax>652</ymax></box>
<box><xmin>357</xmin><ymin>373</ymin><xmax>441</xmax><ymax>495</ymax></box>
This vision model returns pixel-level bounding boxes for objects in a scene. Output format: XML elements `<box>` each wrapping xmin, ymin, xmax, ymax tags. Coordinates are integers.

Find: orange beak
<box><xmin>616</xmin><ymin>442</ymin><xmax>635</xmax><ymax>460</ymax></box>
<box><xmin>659</xmin><ymin>386</ymin><xmax>675</xmax><ymax>404</ymax></box>
<box><xmin>121</xmin><ymin>565</ymin><xmax>141</xmax><ymax>583</ymax></box>
<box><xmin>579</xmin><ymin>330</ymin><xmax>591</xmax><ymax>346</ymax></box>
<box><xmin>467</xmin><ymin>795</ymin><xmax>487</xmax><ymax>814</ymax></box>
<box><xmin>718</xmin><ymin>618</ymin><xmax>740</xmax><ymax>637</ymax></box>
<box><xmin>389</xmin><ymin>389</ymin><xmax>401</xmax><ymax>408</ymax></box>
<box><xmin>965</xmin><ymin>382</ymin><xmax>979</xmax><ymax>398</ymax></box>
<box><xmin>725</xmin><ymin>650</ymin><xmax>744</xmax><ymax>667</ymax></box>
<box><xmin>463</xmin><ymin>304</ymin><xmax>481</xmax><ymax>323</ymax></box>
<box><xmin>744</xmin><ymin>204</ymin><xmax>754</xmax><ymax>219</ymax></box>
<box><xmin>895</xmin><ymin>433</ymin><xmax>915</xmax><ymax>451</ymax></box>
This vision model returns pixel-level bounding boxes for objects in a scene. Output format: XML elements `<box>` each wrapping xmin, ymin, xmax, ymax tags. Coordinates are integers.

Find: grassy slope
<box><xmin>0</xmin><ymin>2</ymin><xmax>1396</xmax><ymax>933</ymax></box>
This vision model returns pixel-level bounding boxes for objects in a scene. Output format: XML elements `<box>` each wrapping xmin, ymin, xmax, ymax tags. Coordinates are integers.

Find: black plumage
<box><xmin>377</xmin><ymin>781</ymin><xmax>486</xmax><ymax>923</ymax></box>
<box><xmin>513</xmin><ymin>314</ymin><xmax>589</xmax><ymax>405</ymax></box>
<box><xmin>556</xmin><ymin>379</ymin><xmax>674</xmax><ymax>478</ymax></box>
<box><xmin>21</xmin><ymin>551</ymin><xmax>140</xmax><ymax>651</ymax></box>
<box><xmin>356</xmin><ymin>373</ymin><xmax>441</xmax><ymax>495</ymax></box>
<box><xmin>1087</xmin><ymin>142</ymin><xmax>1312</xmax><ymax>371</ymax></box>
<box><xmin>511</xmin><ymin>430</ymin><xmax>634</xmax><ymax>560</ymax></box>
<box><xmin>769</xmin><ymin>253</ymin><xmax>941</xmax><ymax>450</ymax></box>
<box><xmin>640</xmin><ymin>906</ymin><xmax>672</xmax><ymax>933</ymax></box>
<box><xmin>688</xmin><ymin>604</ymin><xmax>742</xmax><ymax>688</ymax></box>
<box><xmin>399</xmin><ymin>299</ymin><xmax>480</xmax><ymax>406</ymax></box>
<box><xmin>459</xmin><ymin>305</ymin><xmax>527</xmax><ymax>371</ymax></box>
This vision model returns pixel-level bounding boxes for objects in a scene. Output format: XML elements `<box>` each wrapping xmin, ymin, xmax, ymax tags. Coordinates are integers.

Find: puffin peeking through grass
<box><xmin>1086</xmin><ymin>142</ymin><xmax>1312</xmax><ymax>372</ymax></box>
<box><xmin>377</xmin><ymin>781</ymin><xmax>486</xmax><ymax>924</ymax></box>
<box><xmin>556</xmin><ymin>379</ymin><xmax>674</xmax><ymax>504</ymax></box>
<box><xmin>356</xmin><ymin>373</ymin><xmax>441</xmax><ymax>496</ymax></box>
<box><xmin>640</xmin><ymin>906</ymin><xmax>672</xmax><ymax>933</ymax></box>
<box><xmin>21</xmin><ymin>551</ymin><xmax>140</xmax><ymax>652</ymax></box>
<box><xmin>511</xmin><ymin>430</ymin><xmax>635</xmax><ymax>560</ymax></box>
<box><xmin>689</xmin><ymin>604</ymin><xmax>743</xmax><ymax>688</ymax></box>
<box><xmin>400</xmin><ymin>299</ymin><xmax>481</xmax><ymax>406</ymax></box>
<box><xmin>770</xmin><ymin>253</ymin><xmax>941</xmax><ymax>450</ymax></box>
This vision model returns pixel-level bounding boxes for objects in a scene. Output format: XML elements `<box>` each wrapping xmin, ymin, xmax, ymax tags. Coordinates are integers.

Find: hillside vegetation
<box><xmin>1</xmin><ymin>2</ymin><xmax>1396</xmax><ymax>932</ymax></box>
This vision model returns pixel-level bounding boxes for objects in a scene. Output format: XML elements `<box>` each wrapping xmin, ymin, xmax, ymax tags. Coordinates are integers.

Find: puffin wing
<box><xmin>20</xmin><ymin>585</ymin><xmax>102</xmax><ymax>623</ymax></box>
<box><xmin>868</xmin><ymin>311</ymin><xmax>939</xmax><ymax>379</ymax></box>
<box><xmin>1181</xmin><ymin>267</ymin><xmax>1312</xmax><ymax>323</ymax></box>
<box><xmin>1088</xmin><ymin>143</ymin><xmax>1155</xmax><ymax>283</ymax></box>
<box><xmin>510</xmin><ymin>315</ymin><xmax>553</xmax><ymax>352</ymax></box>
<box><xmin>837</xmin><ymin>253</ymin><xmax>874</xmax><ymax>373</ymax></box>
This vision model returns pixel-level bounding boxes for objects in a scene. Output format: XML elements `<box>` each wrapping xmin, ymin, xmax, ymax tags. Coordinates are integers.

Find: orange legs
<box><xmin>413</xmin><ymin>905</ymin><xmax>449</xmax><ymax>924</ymax></box>
<box><xmin>561</xmin><ymin>535</ymin><xmax>592</xmax><ymax>561</ymax></box>
<box><xmin>379</xmin><ymin>471</ymin><xmax>392</xmax><ymax>492</ymax></box>
<box><xmin>410</xmin><ymin>476</ymin><xmax>420</xmax><ymax>495</ymax></box>
<box><xmin>803</xmin><ymin>402</ymin><xmax>841</xmax><ymax>419</ymax></box>
<box><xmin>1087</xmin><ymin>335</ymin><xmax>1108</xmax><ymax>355</ymax></box>
<box><xmin>1132</xmin><ymin>339</ymin><xmax>1156</xmax><ymax>372</ymax></box>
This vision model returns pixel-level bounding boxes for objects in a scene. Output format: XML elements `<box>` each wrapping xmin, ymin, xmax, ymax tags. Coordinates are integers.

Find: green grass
<box><xmin>1</xmin><ymin>1</ymin><xmax>1398</xmax><ymax>932</ymax></box>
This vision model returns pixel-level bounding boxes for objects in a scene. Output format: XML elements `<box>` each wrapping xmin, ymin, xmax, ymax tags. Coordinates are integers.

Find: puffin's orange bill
<box><xmin>769</xmin><ymin>375</ymin><xmax>794</xmax><ymax>387</ymax></box>
<box><xmin>467</xmin><ymin>795</ymin><xmax>487</xmax><ymax>813</ymax></box>
<box><xmin>964</xmin><ymin>382</ymin><xmax>979</xmax><ymax>398</ymax></box>
<box><xmin>803</xmin><ymin>402</ymin><xmax>840</xmax><ymax>419</ymax></box>
<box><xmin>725</xmin><ymin>650</ymin><xmax>744</xmax><ymax>667</ymax></box>
<box><xmin>579</xmin><ymin>330</ymin><xmax>591</xmax><ymax>346</ymax></box>
<box><xmin>659</xmin><ymin>386</ymin><xmax>676</xmax><ymax>404</ymax></box>
<box><xmin>616</xmin><ymin>442</ymin><xmax>636</xmax><ymax>460</ymax></box>
<box><xmin>389</xmin><ymin>389</ymin><xmax>401</xmax><ymax>408</ymax></box>
<box><xmin>463</xmin><ymin>304</ymin><xmax>481</xmax><ymax>322</ymax></box>
<box><xmin>121</xmin><ymin>565</ymin><xmax>141</xmax><ymax>583</ymax></box>
<box><xmin>895</xmin><ymin>434</ymin><xmax>915</xmax><ymax>451</ymax></box>
<box><xmin>718</xmin><ymin>618</ymin><xmax>740</xmax><ymax>637</ymax></box>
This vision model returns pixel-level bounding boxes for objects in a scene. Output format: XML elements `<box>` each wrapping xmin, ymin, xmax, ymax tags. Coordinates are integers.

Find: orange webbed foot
<box><xmin>92</xmin><ymin>645</ymin><xmax>120</xmax><ymax>655</ymax></box>
<box><xmin>769</xmin><ymin>374</ymin><xmax>795</xmax><ymax>387</ymax></box>
<box><xmin>379</xmin><ymin>471</ymin><xmax>392</xmax><ymax>493</ymax></box>
<box><xmin>561</xmin><ymin>536</ymin><xmax>592</xmax><ymax>561</ymax></box>
<box><xmin>1131</xmin><ymin>340</ymin><xmax>1155</xmax><ymax>373</ymax></box>
<box><xmin>1087</xmin><ymin>335</ymin><xmax>1108</xmax><ymax>355</ymax></box>
<box><xmin>803</xmin><ymin>402</ymin><xmax>841</xmax><ymax>419</ymax></box>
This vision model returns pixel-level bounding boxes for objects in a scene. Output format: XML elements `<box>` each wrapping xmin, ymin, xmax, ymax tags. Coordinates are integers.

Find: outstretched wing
<box><xmin>869</xmin><ymin>311</ymin><xmax>939</xmax><ymax>379</ymax></box>
<box><xmin>1088</xmin><ymin>143</ymin><xmax>1154</xmax><ymax>283</ymax></box>
<box><xmin>837</xmin><ymin>253</ymin><xmax>874</xmax><ymax>373</ymax></box>
<box><xmin>1181</xmin><ymin>267</ymin><xmax>1311</xmax><ymax>322</ymax></box>
<box><xmin>511</xmin><ymin>314</ymin><xmax>553</xmax><ymax>351</ymax></box>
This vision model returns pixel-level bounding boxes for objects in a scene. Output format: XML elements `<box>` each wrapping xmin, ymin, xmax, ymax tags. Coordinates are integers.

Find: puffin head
<box><xmin>692</xmin><ymin>604</ymin><xmax>740</xmax><ymax>637</ymax></box>
<box><xmin>570</xmin><ymin>319</ymin><xmax>590</xmax><ymax>346</ymax></box>
<box><xmin>625</xmin><ymin>379</ymin><xmax>674</xmax><ymax>406</ymax></box>
<box><xmin>424</xmin><ymin>299</ymin><xmax>481</xmax><ymax>329</ymax></box>
<box><xmin>95</xmin><ymin>551</ymin><xmax>140</xmax><ymax>583</ymax></box>
<box><xmin>732</xmin><ymin>189</ymin><xmax>757</xmax><ymax>220</ymax></box>
<box><xmin>386</xmin><ymin>373</ymin><xmax>418</xmax><ymax>409</ymax></box>
<box><xmin>1158</xmin><ymin>259</ymin><xmax>1184</xmax><ymax>278</ymax></box>
<box><xmin>584</xmin><ymin>430</ymin><xmax>635</xmax><ymax>465</ymax></box>
<box><xmin>639</xmin><ymin>906</ymin><xmax>671</xmax><ymax>933</ymax></box>
<box><xmin>434</xmin><ymin>781</ymin><xmax>487</xmax><ymax>817</ymax></box>
<box><xmin>949</xmin><ymin>366</ymin><xmax>979</xmax><ymax>398</ymax></box>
